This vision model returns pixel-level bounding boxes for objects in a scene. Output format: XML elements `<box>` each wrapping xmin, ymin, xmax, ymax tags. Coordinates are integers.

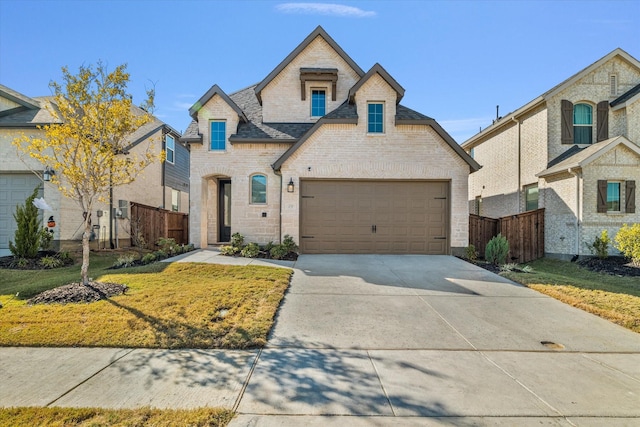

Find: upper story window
<box><xmin>368</xmin><ymin>102</ymin><xmax>384</xmax><ymax>133</ymax></box>
<box><xmin>210</xmin><ymin>120</ymin><xmax>226</xmax><ymax>151</ymax></box>
<box><xmin>250</xmin><ymin>174</ymin><xmax>267</xmax><ymax>204</ymax></box>
<box><xmin>311</xmin><ymin>89</ymin><xmax>326</xmax><ymax>117</ymax></box>
<box><xmin>165</xmin><ymin>134</ymin><xmax>175</xmax><ymax>164</ymax></box>
<box><xmin>573</xmin><ymin>103</ymin><xmax>592</xmax><ymax>144</ymax></box>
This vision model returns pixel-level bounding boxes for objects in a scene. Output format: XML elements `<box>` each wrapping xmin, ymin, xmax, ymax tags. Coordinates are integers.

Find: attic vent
<box><xmin>300</xmin><ymin>68</ymin><xmax>338</xmax><ymax>101</ymax></box>
<box><xmin>610</xmin><ymin>74</ymin><xmax>618</xmax><ymax>96</ymax></box>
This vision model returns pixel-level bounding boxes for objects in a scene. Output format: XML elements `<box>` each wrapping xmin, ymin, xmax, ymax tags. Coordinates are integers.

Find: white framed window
<box><xmin>573</xmin><ymin>103</ymin><xmax>593</xmax><ymax>144</ymax></box>
<box><xmin>311</xmin><ymin>89</ymin><xmax>326</xmax><ymax>117</ymax></box>
<box><xmin>171</xmin><ymin>189</ymin><xmax>179</xmax><ymax>212</ymax></box>
<box><xmin>607</xmin><ymin>182</ymin><xmax>621</xmax><ymax>212</ymax></box>
<box><xmin>367</xmin><ymin>102</ymin><xmax>384</xmax><ymax>133</ymax></box>
<box><xmin>166</xmin><ymin>134</ymin><xmax>175</xmax><ymax>164</ymax></box>
<box><xmin>250</xmin><ymin>174</ymin><xmax>267</xmax><ymax>204</ymax></box>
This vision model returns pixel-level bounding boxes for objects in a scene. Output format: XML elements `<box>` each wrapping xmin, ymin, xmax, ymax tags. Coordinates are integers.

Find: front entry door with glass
<box><xmin>219</xmin><ymin>179</ymin><xmax>231</xmax><ymax>242</ymax></box>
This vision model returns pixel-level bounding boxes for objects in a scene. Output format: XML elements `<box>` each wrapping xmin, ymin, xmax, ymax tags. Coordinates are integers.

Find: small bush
<box><xmin>220</xmin><ymin>245</ymin><xmax>239</xmax><ymax>256</ymax></box>
<box><xmin>154</xmin><ymin>249</ymin><xmax>168</xmax><ymax>260</ymax></box>
<box><xmin>263</xmin><ymin>241</ymin><xmax>275</xmax><ymax>252</ymax></box>
<box><xmin>157</xmin><ymin>237</ymin><xmax>180</xmax><ymax>255</ymax></box>
<box><xmin>241</xmin><ymin>242</ymin><xmax>260</xmax><ymax>258</ymax></box>
<box><xmin>464</xmin><ymin>244</ymin><xmax>478</xmax><ymax>262</ymax></box>
<box><xmin>9</xmin><ymin>187</ymin><xmax>44</xmax><ymax>259</ymax></box>
<box><xmin>113</xmin><ymin>254</ymin><xmax>137</xmax><ymax>268</ymax></box>
<box><xmin>615</xmin><ymin>223</ymin><xmax>640</xmax><ymax>266</ymax></box>
<box><xmin>586</xmin><ymin>230</ymin><xmax>611</xmax><ymax>259</ymax></box>
<box><xmin>57</xmin><ymin>251</ymin><xmax>72</xmax><ymax>262</ymax></box>
<box><xmin>39</xmin><ymin>228</ymin><xmax>53</xmax><ymax>251</ymax></box>
<box><xmin>10</xmin><ymin>258</ymin><xmax>30</xmax><ymax>268</ymax></box>
<box><xmin>39</xmin><ymin>256</ymin><xmax>63</xmax><ymax>269</ymax></box>
<box><xmin>230</xmin><ymin>232</ymin><xmax>244</xmax><ymax>248</ymax></box>
<box><xmin>269</xmin><ymin>244</ymin><xmax>289</xmax><ymax>260</ymax></box>
<box><xmin>141</xmin><ymin>253</ymin><xmax>157</xmax><ymax>264</ymax></box>
<box><xmin>281</xmin><ymin>234</ymin><xmax>299</xmax><ymax>253</ymax></box>
<box><xmin>485</xmin><ymin>234</ymin><xmax>509</xmax><ymax>265</ymax></box>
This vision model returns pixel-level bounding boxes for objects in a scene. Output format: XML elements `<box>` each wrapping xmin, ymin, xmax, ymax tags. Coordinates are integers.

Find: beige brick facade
<box><xmin>464</xmin><ymin>49</ymin><xmax>640</xmax><ymax>258</ymax></box>
<box><xmin>187</xmin><ymin>27</ymin><xmax>475</xmax><ymax>254</ymax></box>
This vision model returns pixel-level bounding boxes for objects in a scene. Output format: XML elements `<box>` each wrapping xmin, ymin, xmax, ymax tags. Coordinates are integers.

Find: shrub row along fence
<box><xmin>130</xmin><ymin>202</ymin><xmax>189</xmax><ymax>247</ymax></box>
<box><xmin>469</xmin><ymin>208</ymin><xmax>544</xmax><ymax>263</ymax></box>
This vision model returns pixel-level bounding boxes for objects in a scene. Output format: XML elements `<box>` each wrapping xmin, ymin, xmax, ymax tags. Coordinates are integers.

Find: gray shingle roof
<box><xmin>0</xmin><ymin>96</ymin><xmax>59</xmax><ymax>126</ymax></box>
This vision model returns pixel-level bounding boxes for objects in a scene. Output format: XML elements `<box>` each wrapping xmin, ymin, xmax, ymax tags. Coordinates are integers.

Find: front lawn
<box><xmin>0</xmin><ymin>256</ymin><xmax>292</xmax><ymax>348</ymax></box>
<box><xmin>0</xmin><ymin>407</ymin><xmax>234</xmax><ymax>427</ymax></box>
<box><xmin>502</xmin><ymin>258</ymin><xmax>640</xmax><ymax>333</ymax></box>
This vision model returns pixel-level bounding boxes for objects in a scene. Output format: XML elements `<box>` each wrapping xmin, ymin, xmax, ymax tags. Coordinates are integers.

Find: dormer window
<box><xmin>300</xmin><ymin>68</ymin><xmax>338</xmax><ymax>101</ymax></box>
<box><xmin>368</xmin><ymin>102</ymin><xmax>384</xmax><ymax>133</ymax></box>
<box><xmin>311</xmin><ymin>89</ymin><xmax>326</xmax><ymax>117</ymax></box>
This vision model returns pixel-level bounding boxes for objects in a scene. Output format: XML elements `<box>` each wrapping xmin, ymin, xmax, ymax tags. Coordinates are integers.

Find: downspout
<box><xmin>568</xmin><ymin>168</ymin><xmax>581</xmax><ymax>257</ymax></box>
<box><xmin>274</xmin><ymin>169</ymin><xmax>283</xmax><ymax>243</ymax></box>
<box><xmin>511</xmin><ymin>116</ymin><xmax>522</xmax><ymax>211</ymax></box>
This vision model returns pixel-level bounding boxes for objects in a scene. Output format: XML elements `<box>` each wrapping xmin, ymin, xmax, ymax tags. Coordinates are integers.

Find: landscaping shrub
<box><xmin>241</xmin><ymin>242</ymin><xmax>260</xmax><ymax>258</ymax></box>
<box><xmin>281</xmin><ymin>234</ymin><xmax>299</xmax><ymax>253</ymax></box>
<box><xmin>230</xmin><ymin>232</ymin><xmax>244</xmax><ymax>248</ymax></box>
<box><xmin>157</xmin><ymin>237</ymin><xmax>180</xmax><ymax>255</ymax></box>
<box><xmin>9</xmin><ymin>187</ymin><xmax>48</xmax><ymax>259</ymax></box>
<box><xmin>615</xmin><ymin>223</ymin><xmax>640</xmax><ymax>266</ymax></box>
<box><xmin>269</xmin><ymin>244</ymin><xmax>289</xmax><ymax>260</ymax></box>
<box><xmin>220</xmin><ymin>245</ymin><xmax>240</xmax><ymax>256</ymax></box>
<box><xmin>141</xmin><ymin>252</ymin><xmax>157</xmax><ymax>264</ymax></box>
<box><xmin>586</xmin><ymin>230</ymin><xmax>611</xmax><ymax>259</ymax></box>
<box><xmin>113</xmin><ymin>254</ymin><xmax>137</xmax><ymax>268</ymax></box>
<box><xmin>485</xmin><ymin>234</ymin><xmax>509</xmax><ymax>265</ymax></box>
<box><xmin>464</xmin><ymin>244</ymin><xmax>478</xmax><ymax>262</ymax></box>
<box><xmin>39</xmin><ymin>256</ymin><xmax>63</xmax><ymax>269</ymax></box>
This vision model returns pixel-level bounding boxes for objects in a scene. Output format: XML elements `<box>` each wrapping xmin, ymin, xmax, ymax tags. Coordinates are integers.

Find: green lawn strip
<box><xmin>0</xmin><ymin>261</ymin><xmax>292</xmax><ymax>348</ymax></box>
<box><xmin>0</xmin><ymin>406</ymin><xmax>234</xmax><ymax>427</ymax></box>
<box><xmin>502</xmin><ymin>258</ymin><xmax>640</xmax><ymax>333</ymax></box>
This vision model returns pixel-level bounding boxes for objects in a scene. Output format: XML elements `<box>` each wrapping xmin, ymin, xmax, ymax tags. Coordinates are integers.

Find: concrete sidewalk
<box><xmin>2</xmin><ymin>251</ymin><xmax>640</xmax><ymax>426</ymax></box>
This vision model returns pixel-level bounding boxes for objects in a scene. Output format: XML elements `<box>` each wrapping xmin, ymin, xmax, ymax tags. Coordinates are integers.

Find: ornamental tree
<box><xmin>13</xmin><ymin>62</ymin><xmax>162</xmax><ymax>286</ymax></box>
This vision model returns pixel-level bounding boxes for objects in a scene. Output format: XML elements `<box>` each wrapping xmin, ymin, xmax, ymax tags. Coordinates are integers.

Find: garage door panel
<box><xmin>300</xmin><ymin>180</ymin><xmax>449</xmax><ymax>254</ymax></box>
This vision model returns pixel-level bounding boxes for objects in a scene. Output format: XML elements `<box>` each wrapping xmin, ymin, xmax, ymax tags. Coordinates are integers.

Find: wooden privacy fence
<box><xmin>130</xmin><ymin>202</ymin><xmax>189</xmax><ymax>247</ymax></box>
<box><xmin>469</xmin><ymin>208</ymin><xmax>544</xmax><ymax>263</ymax></box>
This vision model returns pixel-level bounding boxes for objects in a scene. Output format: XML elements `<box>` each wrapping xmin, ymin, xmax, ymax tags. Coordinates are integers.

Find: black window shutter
<box><xmin>597</xmin><ymin>101</ymin><xmax>609</xmax><ymax>142</ymax></box>
<box><xmin>626</xmin><ymin>180</ymin><xmax>636</xmax><ymax>213</ymax></box>
<box><xmin>597</xmin><ymin>180</ymin><xmax>608</xmax><ymax>213</ymax></box>
<box><xmin>561</xmin><ymin>100</ymin><xmax>574</xmax><ymax>144</ymax></box>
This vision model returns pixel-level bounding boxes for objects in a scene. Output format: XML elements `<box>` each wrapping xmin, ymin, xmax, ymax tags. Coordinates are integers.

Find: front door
<box><xmin>218</xmin><ymin>179</ymin><xmax>231</xmax><ymax>242</ymax></box>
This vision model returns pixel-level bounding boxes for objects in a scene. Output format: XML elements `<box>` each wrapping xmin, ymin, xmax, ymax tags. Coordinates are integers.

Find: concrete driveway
<box><xmin>232</xmin><ymin>254</ymin><xmax>640</xmax><ymax>426</ymax></box>
<box><xmin>2</xmin><ymin>252</ymin><xmax>639</xmax><ymax>426</ymax></box>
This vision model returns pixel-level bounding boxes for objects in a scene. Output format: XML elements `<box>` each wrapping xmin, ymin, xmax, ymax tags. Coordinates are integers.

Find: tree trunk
<box><xmin>81</xmin><ymin>214</ymin><xmax>92</xmax><ymax>286</ymax></box>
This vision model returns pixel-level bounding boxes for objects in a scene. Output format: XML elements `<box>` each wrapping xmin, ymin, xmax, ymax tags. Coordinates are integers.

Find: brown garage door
<box><xmin>300</xmin><ymin>180</ymin><xmax>449</xmax><ymax>254</ymax></box>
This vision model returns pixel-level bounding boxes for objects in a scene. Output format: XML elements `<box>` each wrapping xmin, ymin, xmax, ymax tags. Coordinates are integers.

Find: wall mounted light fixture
<box><xmin>43</xmin><ymin>166</ymin><xmax>55</xmax><ymax>182</ymax></box>
<box><xmin>287</xmin><ymin>178</ymin><xmax>295</xmax><ymax>193</ymax></box>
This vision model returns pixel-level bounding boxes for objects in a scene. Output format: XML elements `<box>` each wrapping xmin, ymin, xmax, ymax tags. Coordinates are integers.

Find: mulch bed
<box><xmin>28</xmin><ymin>282</ymin><xmax>128</xmax><ymax>305</ymax></box>
<box><xmin>577</xmin><ymin>256</ymin><xmax>640</xmax><ymax>277</ymax></box>
<box><xmin>0</xmin><ymin>251</ymin><xmax>74</xmax><ymax>270</ymax></box>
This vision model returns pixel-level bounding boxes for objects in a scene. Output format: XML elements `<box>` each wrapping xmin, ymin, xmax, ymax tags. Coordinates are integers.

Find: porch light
<box><xmin>287</xmin><ymin>178</ymin><xmax>295</xmax><ymax>193</ymax></box>
<box><xmin>43</xmin><ymin>166</ymin><xmax>55</xmax><ymax>182</ymax></box>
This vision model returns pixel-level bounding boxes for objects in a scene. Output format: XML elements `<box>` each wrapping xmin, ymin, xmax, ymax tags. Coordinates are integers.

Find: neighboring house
<box><xmin>182</xmin><ymin>26</ymin><xmax>479</xmax><ymax>255</ymax></box>
<box><xmin>0</xmin><ymin>84</ymin><xmax>188</xmax><ymax>255</ymax></box>
<box><xmin>462</xmin><ymin>48</ymin><xmax>640</xmax><ymax>259</ymax></box>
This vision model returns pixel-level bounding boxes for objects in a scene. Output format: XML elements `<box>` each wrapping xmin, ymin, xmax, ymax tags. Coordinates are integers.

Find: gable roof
<box><xmin>254</xmin><ymin>25</ymin><xmax>365</xmax><ymax>104</ymax></box>
<box><xmin>462</xmin><ymin>48</ymin><xmax>640</xmax><ymax>149</ymax></box>
<box><xmin>188</xmin><ymin>84</ymin><xmax>248</xmax><ymax>121</ymax></box>
<box><xmin>0</xmin><ymin>95</ymin><xmax>59</xmax><ymax>127</ymax></box>
<box><xmin>0</xmin><ymin>84</ymin><xmax>41</xmax><ymax>116</ymax></box>
<box><xmin>271</xmin><ymin>101</ymin><xmax>480</xmax><ymax>172</ymax></box>
<box><xmin>348</xmin><ymin>63</ymin><xmax>405</xmax><ymax>104</ymax></box>
<box><xmin>537</xmin><ymin>136</ymin><xmax>640</xmax><ymax>178</ymax></box>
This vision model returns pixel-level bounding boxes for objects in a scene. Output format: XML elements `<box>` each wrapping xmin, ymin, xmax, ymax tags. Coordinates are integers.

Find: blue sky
<box><xmin>1</xmin><ymin>0</ymin><xmax>638</xmax><ymax>143</ymax></box>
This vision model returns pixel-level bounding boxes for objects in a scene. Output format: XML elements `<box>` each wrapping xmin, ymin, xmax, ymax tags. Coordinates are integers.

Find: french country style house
<box><xmin>0</xmin><ymin>84</ymin><xmax>188</xmax><ymax>255</ymax></box>
<box><xmin>182</xmin><ymin>26</ymin><xmax>479</xmax><ymax>255</ymax></box>
<box><xmin>462</xmin><ymin>48</ymin><xmax>640</xmax><ymax>259</ymax></box>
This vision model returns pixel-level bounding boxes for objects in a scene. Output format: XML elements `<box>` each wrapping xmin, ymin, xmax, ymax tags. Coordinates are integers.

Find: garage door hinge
<box><xmin>301</xmin><ymin>196</ymin><xmax>315</xmax><ymax>198</ymax></box>
<box><xmin>434</xmin><ymin>197</ymin><xmax>447</xmax><ymax>200</ymax></box>
<box><xmin>301</xmin><ymin>236</ymin><xmax>314</xmax><ymax>239</ymax></box>
<box><xmin>435</xmin><ymin>237</ymin><xmax>447</xmax><ymax>240</ymax></box>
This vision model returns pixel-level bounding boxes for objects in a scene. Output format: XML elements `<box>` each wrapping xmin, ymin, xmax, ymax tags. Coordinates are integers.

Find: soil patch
<box><xmin>28</xmin><ymin>282</ymin><xmax>128</xmax><ymax>305</ymax></box>
<box><xmin>577</xmin><ymin>256</ymin><xmax>640</xmax><ymax>277</ymax></box>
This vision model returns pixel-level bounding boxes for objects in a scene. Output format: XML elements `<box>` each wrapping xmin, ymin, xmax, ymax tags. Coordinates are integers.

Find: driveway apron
<box><xmin>233</xmin><ymin>254</ymin><xmax>640</xmax><ymax>426</ymax></box>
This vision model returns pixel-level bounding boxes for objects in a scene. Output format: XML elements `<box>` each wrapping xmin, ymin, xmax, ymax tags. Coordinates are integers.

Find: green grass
<box><xmin>0</xmin><ymin>253</ymin><xmax>292</xmax><ymax>348</ymax></box>
<box><xmin>502</xmin><ymin>258</ymin><xmax>640</xmax><ymax>333</ymax></box>
<box><xmin>0</xmin><ymin>407</ymin><xmax>234</xmax><ymax>427</ymax></box>
<box><xmin>0</xmin><ymin>252</ymin><xmax>122</xmax><ymax>299</ymax></box>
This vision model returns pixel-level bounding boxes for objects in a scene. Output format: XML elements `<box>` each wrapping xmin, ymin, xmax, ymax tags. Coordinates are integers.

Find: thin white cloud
<box><xmin>276</xmin><ymin>3</ymin><xmax>376</xmax><ymax>17</ymax></box>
